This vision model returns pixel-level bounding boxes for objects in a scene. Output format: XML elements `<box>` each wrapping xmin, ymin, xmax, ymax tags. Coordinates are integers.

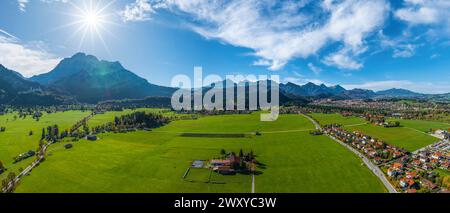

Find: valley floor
<box><xmin>8</xmin><ymin>112</ymin><xmax>386</xmax><ymax>192</ymax></box>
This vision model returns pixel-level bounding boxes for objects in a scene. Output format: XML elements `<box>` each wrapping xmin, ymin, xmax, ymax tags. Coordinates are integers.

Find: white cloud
<box><xmin>323</xmin><ymin>49</ymin><xmax>363</xmax><ymax>70</ymax></box>
<box><xmin>307</xmin><ymin>63</ymin><xmax>322</xmax><ymax>74</ymax></box>
<box><xmin>252</xmin><ymin>59</ymin><xmax>271</xmax><ymax>66</ymax></box>
<box><xmin>395</xmin><ymin>0</ymin><xmax>449</xmax><ymax>25</ymax></box>
<box><xmin>17</xmin><ymin>0</ymin><xmax>71</xmax><ymax>12</ymax></box>
<box><xmin>17</xmin><ymin>0</ymin><xmax>28</xmax><ymax>12</ymax></box>
<box><xmin>392</xmin><ymin>44</ymin><xmax>415</xmax><ymax>58</ymax></box>
<box><xmin>377</xmin><ymin>30</ymin><xmax>418</xmax><ymax>58</ymax></box>
<box><xmin>342</xmin><ymin>80</ymin><xmax>450</xmax><ymax>94</ymax></box>
<box><xmin>0</xmin><ymin>29</ymin><xmax>61</xmax><ymax>77</ymax></box>
<box><xmin>121</xmin><ymin>0</ymin><xmax>390</xmax><ymax>70</ymax></box>
<box><xmin>120</xmin><ymin>0</ymin><xmax>165</xmax><ymax>22</ymax></box>
<box><xmin>430</xmin><ymin>53</ymin><xmax>440</xmax><ymax>59</ymax></box>
<box><xmin>395</xmin><ymin>0</ymin><xmax>450</xmax><ymax>37</ymax></box>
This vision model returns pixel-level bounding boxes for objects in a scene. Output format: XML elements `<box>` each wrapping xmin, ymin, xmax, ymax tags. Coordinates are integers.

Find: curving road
<box><xmin>301</xmin><ymin>114</ymin><xmax>397</xmax><ymax>193</ymax></box>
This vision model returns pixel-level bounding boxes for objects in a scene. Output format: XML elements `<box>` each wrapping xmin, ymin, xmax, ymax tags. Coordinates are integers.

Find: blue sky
<box><xmin>0</xmin><ymin>0</ymin><xmax>449</xmax><ymax>93</ymax></box>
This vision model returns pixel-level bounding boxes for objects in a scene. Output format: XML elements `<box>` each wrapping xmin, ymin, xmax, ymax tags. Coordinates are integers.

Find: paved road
<box><xmin>301</xmin><ymin>114</ymin><xmax>397</xmax><ymax>193</ymax></box>
<box><xmin>2</xmin><ymin>143</ymin><xmax>49</xmax><ymax>193</ymax></box>
<box><xmin>251</xmin><ymin>174</ymin><xmax>255</xmax><ymax>193</ymax></box>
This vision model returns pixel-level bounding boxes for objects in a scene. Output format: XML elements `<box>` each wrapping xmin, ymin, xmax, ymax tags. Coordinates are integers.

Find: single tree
<box><xmin>41</xmin><ymin>128</ymin><xmax>46</xmax><ymax>140</ymax></box>
<box><xmin>220</xmin><ymin>149</ymin><xmax>226</xmax><ymax>156</ymax></box>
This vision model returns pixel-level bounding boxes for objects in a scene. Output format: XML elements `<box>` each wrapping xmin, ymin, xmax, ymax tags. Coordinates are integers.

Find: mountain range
<box><xmin>0</xmin><ymin>64</ymin><xmax>74</xmax><ymax>106</ymax></box>
<box><xmin>30</xmin><ymin>53</ymin><xmax>175</xmax><ymax>103</ymax></box>
<box><xmin>0</xmin><ymin>52</ymin><xmax>448</xmax><ymax>106</ymax></box>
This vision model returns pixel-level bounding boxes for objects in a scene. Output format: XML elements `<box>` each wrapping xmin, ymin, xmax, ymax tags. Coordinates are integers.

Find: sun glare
<box><xmin>60</xmin><ymin>0</ymin><xmax>117</xmax><ymax>53</ymax></box>
<box><xmin>83</xmin><ymin>12</ymin><xmax>101</xmax><ymax>28</ymax></box>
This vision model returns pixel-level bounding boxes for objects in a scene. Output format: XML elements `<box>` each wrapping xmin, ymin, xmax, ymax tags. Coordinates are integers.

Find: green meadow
<box><xmin>345</xmin><ymin>124</ymin><xmax>439</xmax><ymax>152</ymax></box>
<box><xmin>387</xmin><ymin>119</ymin><xmax>450</xmax><ymax>133</ymax></box>
<box><xmin>0</xmin><ymin>110</ymin><xmax>90</xmax><ymax>179</ymax></box>
<box><xmin>16</xmin><ymin>112</ymin><xmax>386</xmax><ymax>193</ymax></box>
<box><xmin>308</xmin><ymin>113</ymin><xmax>367</xmax><ymax>126</ymax></box>
<box><xmin>309</xmin><ymin>113</ymin><xmax>440</xmax><ymax>152</ymax></box>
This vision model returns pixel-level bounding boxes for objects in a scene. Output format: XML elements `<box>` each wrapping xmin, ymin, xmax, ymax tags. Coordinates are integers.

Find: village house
<box><xmin>420</xmin><ymin>179</ymin><xmax>438</xmax><ymax>191</ymax></box>
<box><xmin>210</xmin><ymin>153</ymin><xmax>241</xmax><ymax>175</ymax></box>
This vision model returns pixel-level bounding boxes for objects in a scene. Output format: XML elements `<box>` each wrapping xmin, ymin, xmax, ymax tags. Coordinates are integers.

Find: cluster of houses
<box><xmin>362</xmin><ymin>113</ymin><xmax>400</xmax><ymax>128</ymax></box>
<box><xmin>433</xmin><ymin>129</ymin><xmax>450</xmax><ymax>140</ymax></box>
<box><xmin>312</xmin><ymin>99</ymin><xmax>438</xmax><ymax>112</ymax></box>
<box><xmin>323</xmin><ymin>124</ymin><xmax>408</xmax><ymax>165</ymax></box>
<box><xmin>323</xmin><ymin>124</ymin><xmax>450</xmax><ymax>193</ymax></box>
<box><xmin>414</xmin><ymin>140</ymin><xmax>450</xmax><ymax>171</ymax></box>
<box><xmin>385</xmin><ymin>140</ymin><xmax>450</xmax><ymax>193</ymax></box>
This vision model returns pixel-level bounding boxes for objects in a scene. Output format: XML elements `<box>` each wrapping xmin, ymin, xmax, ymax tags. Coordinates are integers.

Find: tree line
<box><xmin>91</xmin><ymin>111</ymin><xmax>170</xmax><ymax>134</ymax></box>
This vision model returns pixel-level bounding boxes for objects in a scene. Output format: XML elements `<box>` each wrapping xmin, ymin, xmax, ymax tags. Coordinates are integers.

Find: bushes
<box><xmin>12</xmin><ymin>150</ymin><xmax>36</xmax><ymax>164</ymax></box>
<box><xmin>384</xmin><ymin>121</ymin><xmax>401</xmax><ymax>128</ymax></box>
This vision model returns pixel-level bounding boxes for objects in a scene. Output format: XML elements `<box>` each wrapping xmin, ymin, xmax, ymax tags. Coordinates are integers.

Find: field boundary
<box><xmin>402</xmin><ymin>126</ymin><xmax>442</xmax><ymax>140</ymax></box>
<box><xmin>301</xmin><ymin>114</ymin><xmax>397</xmax><ymax>193</ymax></box>
<box><xmin>180</xmin><ymin>133</ymin><xmax>246</xmax><ymax>138</ymax></box>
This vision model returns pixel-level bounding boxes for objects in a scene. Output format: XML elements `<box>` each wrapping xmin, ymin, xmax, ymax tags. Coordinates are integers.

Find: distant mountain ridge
<box><xmin>280</xmin><ymin>82</ymin><xmax>346</xmax><ymax>97</ymax></box>
<box><xmin>278</xmin><ymin>81</ymin><xmax>447</xmax><ymax>101</ymax></box>
<box><xmin>0</xmin><ymin>64</ymin><xmax>74</xmax><ymax>106</ymax></box>
<box><xmin>30</xmin><ymin>53</ymin><xmax>175</xmax><ymax>103</ymax></box>
<box><xmin>1</xmin><ymin>52</ymin><xmax>448</xmax><ymax>106</ymax></box>
<box><xmin>375</xmin><ymin>88</ymin><xmax>424</xmax><ymax>98</ymax></box>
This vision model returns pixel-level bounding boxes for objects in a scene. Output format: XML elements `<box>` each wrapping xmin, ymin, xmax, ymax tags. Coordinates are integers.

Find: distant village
<box><xmin>323</xmin><ymin>124</ymin><xmax>450</xmax><ymax>193</ymax></box>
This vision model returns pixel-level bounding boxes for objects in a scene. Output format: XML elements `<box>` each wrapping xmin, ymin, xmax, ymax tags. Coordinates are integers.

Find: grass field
<box><xmin>309</xmin><ymin>113</ymin><xmax>440</xmax><ymax>152</ymax></box>
<box><xmin>387</xmin><ymin>119</ymin><xmax>450</xmax><ymax>133</ymax></box>
<box><xmin>345</xmin><ymin>124</ymin><xmax>439</xmax><ymax>152</ymax></box>
<box><xmin>0</xmin><ymin>110</ymin><xmax>90</xmax><ymax>179</ymax></box>
<box><xmin>308</xmin><ymin>113</ymin><xmax>366</xmax><ymax>126</ymax></box>
<box><xmin>16</xmin><ymin>112</ymin><xmax>386</xmax><ymax>193</ymax></box>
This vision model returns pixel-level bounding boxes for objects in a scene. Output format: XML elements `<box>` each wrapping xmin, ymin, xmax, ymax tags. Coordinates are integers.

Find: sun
<box><xmin>61</xmin><ymin>0</ymin><xmax>117</xmax><ymax>52</ymax></box>
<box><xmin>83</xmin><ymin>11</ymin><xmax>102</xmax><ymax>28</ymax></box>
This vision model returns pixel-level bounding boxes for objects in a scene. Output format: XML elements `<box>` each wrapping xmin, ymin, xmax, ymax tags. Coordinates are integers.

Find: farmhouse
<box><xmin>210</xmin><ymin>159</ymin><xmax>231</xmax><ymax>167</ymax></box>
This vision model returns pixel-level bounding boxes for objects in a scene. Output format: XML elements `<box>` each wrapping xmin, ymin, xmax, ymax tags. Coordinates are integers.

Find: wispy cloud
<box><xmin>322</xmin><ymin>48</ymin><xmax>364</xmax><ymax>70</ymax></box>
<box><xmin>377</xmin><ymin>30</ymin><xmax>419</xmax><ymax>58</ymax></box>
<box><xmin>120</xmin><ymin>0</ymin><xmax>390</xmax><ymax>71</ymax></box>
<box><xmin>395</xmin><ymin>0</ymin><xmax>450</xmax><ymax>36</ymax></box>
<box><xmin>0</xmin><ymin>29</ymin><xmax>61</xmax><ymax>77</ymax></box>
<box><xmin>307</xmin><ymin>63</ymin><xmax>322</xmax><ymax>74</ymax></box>
<box><xmin>120</xmin><ymin>0</ymin><xmax>167</xmax><ymax>22</ymax></box>
<box><xmin>392</xmin><ymin>44</ymin><xmax>415</xmax><ymax>58</ymax></box>
<box><xmin>17</xmin><ymin>0</ymin><xmax>29</xmax><ymax>12</ymax></box>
